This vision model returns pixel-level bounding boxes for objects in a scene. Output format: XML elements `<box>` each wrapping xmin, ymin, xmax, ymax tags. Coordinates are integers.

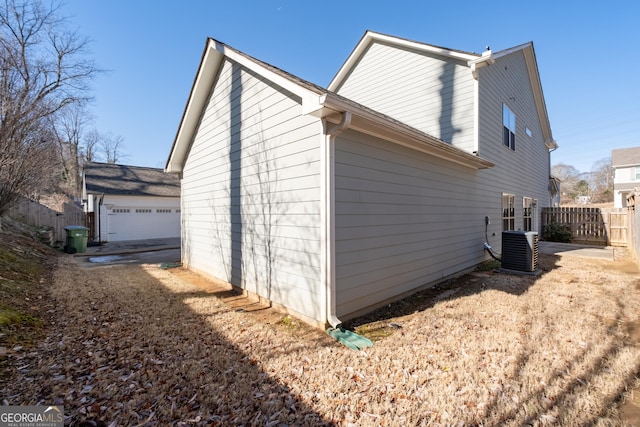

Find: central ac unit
<box><xmin>501</xmin><ymin>231</ymin><xmax>539</xmax><ymax>273</ymax></box>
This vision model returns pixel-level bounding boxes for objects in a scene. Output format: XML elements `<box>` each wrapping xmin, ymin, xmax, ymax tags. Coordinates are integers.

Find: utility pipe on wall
<box><xmin>324</xmin><ymin>111</ymin><xmax>352</xmax><ymax>328</ymax></box>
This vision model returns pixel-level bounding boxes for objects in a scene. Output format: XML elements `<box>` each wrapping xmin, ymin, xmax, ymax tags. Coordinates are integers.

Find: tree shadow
<box><xmin>10</xmin><ymin>261</ymin><xmax>334</xmax><ymax>426</ymax></box>
<box><xmin>342</xmin><ymin>252</ymin><xmax>562</xmax><ymax>331</ymax></box>
<box><xmin>476</xmin><ymin>292</ymin><xmax>640</xmax><ymax>426</ymax></box>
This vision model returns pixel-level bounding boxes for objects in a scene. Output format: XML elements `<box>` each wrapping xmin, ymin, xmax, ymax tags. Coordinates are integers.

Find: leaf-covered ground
<box><xmin>2</xmin><ymin>221</ymin><xmax>640</xmax><ymax>426</ymax></box>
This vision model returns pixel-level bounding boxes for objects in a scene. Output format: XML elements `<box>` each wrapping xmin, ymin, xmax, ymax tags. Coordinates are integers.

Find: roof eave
<box><xmin>495</xmin><ymin>42</ymin><xmax>557</xmax><ymax>151</ymax></box>
<box><xmin>166</xmin><ymin>38</ymin><xmax>326</xmax><ymax>173</ymax></box>
<box><xmin>166</xmin><ymin>39</ymin><xmax>221</xmax><ymax>173</ymax></box>
<box><xmin>319</xmin><ymin>95</ymin><xmax>494</xmax><ymax>170</ymax></box>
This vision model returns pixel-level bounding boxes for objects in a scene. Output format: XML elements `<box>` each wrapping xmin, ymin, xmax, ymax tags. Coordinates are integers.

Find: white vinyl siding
<box><xmin>334</xmin><ymin>41</ymin><xmax>476</xmax><ymax>153</ymax></box>
<box><xmin>476</xmin><ymin>50</ymin><xmax>551</xmax><ymax>241</ymax></box>
<box><xmin>334</xmin><ymin>130</ymin><xmax>486</xmax><ymax>320</ymax></box>
<box><xmin>181</xmin><ymin>59</ymin><xmax>323</xmax><ymax>322</ymax></box>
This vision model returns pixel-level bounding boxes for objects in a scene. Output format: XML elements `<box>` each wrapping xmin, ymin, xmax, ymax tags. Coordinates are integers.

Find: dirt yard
<box><xmin>2</xmin><ymin>241</ymin><xmax>640</xmax><ymax>426</ymax></box>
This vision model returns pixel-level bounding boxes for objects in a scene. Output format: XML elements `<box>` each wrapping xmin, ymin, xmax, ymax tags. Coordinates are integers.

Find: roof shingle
<box><xmin>84</xmin><ymin>162</ymin><xmax>180</xmax><ymax>197</ymax></box>
<box><xmin>612</xmin><ymin>147</ymin><xmax>640</xmax><ymax>168</ymax></box>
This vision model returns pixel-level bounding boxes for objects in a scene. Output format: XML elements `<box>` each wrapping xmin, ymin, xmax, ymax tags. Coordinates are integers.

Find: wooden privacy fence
<box><xmin>541</xmin><ymin>207</ymin><xmax>627</xmax><ymax>246</ymax></box>
<box><xmin>6</xmin><ymin>197</ymin><xmax>86</xmax><ymax>245</ymax></box>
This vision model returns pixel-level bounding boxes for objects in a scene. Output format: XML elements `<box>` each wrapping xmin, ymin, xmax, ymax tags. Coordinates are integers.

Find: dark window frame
<box><xmin>503</xmin><ymin>103</ymin><xmax>516</xmax><ymax>150</ymax></box>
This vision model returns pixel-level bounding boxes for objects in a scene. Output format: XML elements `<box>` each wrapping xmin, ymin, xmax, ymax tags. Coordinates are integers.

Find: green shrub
<box><xmin>543</xmin><ymin>222</ymin><xmax>572</xmax><ymax>242</ymax></box>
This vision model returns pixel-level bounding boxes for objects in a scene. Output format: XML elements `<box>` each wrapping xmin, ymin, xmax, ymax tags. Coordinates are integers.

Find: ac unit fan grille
<box><xmin>501</xmin><ymin>231</ymin><xmax>539</xmax><ymax>272</ymax></box>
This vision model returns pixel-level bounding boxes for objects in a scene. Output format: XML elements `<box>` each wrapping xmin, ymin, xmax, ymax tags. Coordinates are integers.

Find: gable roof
<box><xmin>612</xmin><ymin>147</ymin><xmax>640</xmax><ymax>168</ymax></box>
<box><xmin>84</xmin><ymin>162</ymin><xmax>180</xmax><ymax>197</ymax></box>
<box><xmin>493</xmin><ymin>42</ymin><xmax>557</xmax><ymax>150</ymax></box>
<box><xmin>328</xmin><ymin>31</ymin><xmax>557</xmax><ymax>150</ymax></box>
<box><xmin>166</xmin><ymin>37</ymin><xmax>493</xmax><ymax>174</ymax></box>
<box><xmin>328</xmin><ymin>31</ymin><xmax>480</xmax><ymax>92</ymax></box>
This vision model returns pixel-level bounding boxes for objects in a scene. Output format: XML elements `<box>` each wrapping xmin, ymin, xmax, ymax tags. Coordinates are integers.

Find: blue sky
<box><xmin>61</xmin><ymin>1</ymin><xmax>639</xmax><ymax>173</ymax></box>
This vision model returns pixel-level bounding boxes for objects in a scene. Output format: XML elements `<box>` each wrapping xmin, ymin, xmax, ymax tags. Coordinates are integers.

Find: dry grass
<box><xmin>2</xmin><ymin>243</ymin><xmax>640</xmax><ymax>426</ymax></box>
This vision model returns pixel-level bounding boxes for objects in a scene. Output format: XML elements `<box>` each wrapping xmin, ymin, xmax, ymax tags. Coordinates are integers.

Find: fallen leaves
<box><xmin>2</xmin><ymin>236</ymin><xmax>640</xmax><ymax>426</ymax></box>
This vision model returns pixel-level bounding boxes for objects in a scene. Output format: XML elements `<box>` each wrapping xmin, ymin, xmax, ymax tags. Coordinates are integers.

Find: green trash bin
<box><xmin>64</xmin><ymin>225</ymin><xmax>89</xmax><ymax>254</ymax></box>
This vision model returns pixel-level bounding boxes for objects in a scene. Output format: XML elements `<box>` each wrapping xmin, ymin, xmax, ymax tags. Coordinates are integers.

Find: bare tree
<box><xmin>99</xmin><ymin>132</ymin><xmax>126</xmax><ymax>164</ymax></box>
<box><xmin>0</xmin><ymin>0</ymin><xmax>97</xmax><ymax>215</ymax></box>
<box><xmin>79</xmin><ymin>129</ymin><xmax>127</xmax><ymax>165</ymax></box>
<box><xmin>590</xmin><ymin>157</ymin><xmax>613</xmax><ymax>203</ymax></box>
<box><xmin>49</xmin><ymin>101</ymin><xmax>91</xmax><ymax>195</ymax></box>
<box><xmin>551</xmin><ymin>163</ymin><xmax>580</xmax><ymax>204</ymax></box>
<box><xmin>81</xmin><ymin>128</ymin><xmax>100</xmax><ymax>163</ymax></box>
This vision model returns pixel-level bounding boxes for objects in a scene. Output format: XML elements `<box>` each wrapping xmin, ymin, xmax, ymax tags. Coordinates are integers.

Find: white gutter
<box><xmin>323</xmin><ymin>111</ymin><xmax>352</xmax><ymax>328</ymax></box>
<box><xmin>468</xmin><ymin>49</ymin><xmax>495</xmax><ymax>80</ymax></box>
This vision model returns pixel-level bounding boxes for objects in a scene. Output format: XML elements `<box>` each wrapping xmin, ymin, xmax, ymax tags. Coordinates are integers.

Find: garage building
<box><xmin>83</xmin><ymin>162</ymin><xmax>180</xmax><ymax>242</ymax></box>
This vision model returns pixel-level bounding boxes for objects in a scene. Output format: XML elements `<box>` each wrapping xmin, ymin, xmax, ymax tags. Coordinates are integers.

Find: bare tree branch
<box><xmin>0</xmin><ymin>0</ymin><xmax>98</xmax><ymax>215</ymax></box>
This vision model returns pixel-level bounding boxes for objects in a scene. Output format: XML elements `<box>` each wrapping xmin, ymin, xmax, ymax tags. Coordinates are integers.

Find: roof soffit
<box><xmin>320</xmin><ymin>96</ymin><xmax>494</xmax><ymax>170</ymax></box>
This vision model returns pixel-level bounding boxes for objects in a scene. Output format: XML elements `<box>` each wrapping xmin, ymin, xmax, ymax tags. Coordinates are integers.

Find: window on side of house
<box><xmin>523</xmin><ymin>197</ymin><xmax>533</xmax><ymax>232</ymax></box>
<box><xmin>502</xmin><ymin>193</ymin><xmax>515</xmax><ymax>231</ymax></box>
<box><xmin>634</xmin><ymin>167</ymin><xmax>640</xmax><ymax>180</ymax></box>
<box><xmin>503</xmin><ymin>104</ymin><xmax>516</xmax><ymax>150</ymax></box>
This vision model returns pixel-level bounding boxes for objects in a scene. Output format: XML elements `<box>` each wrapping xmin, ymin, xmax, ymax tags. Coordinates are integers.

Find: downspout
<box><xmin>469</xmin><ymin>49</ymin><xmax>494</xmax><ymax>155</ymax></box>
<box><xmin>324</xmin><ymin>111</ymin><xmax>352</xmax><ymax>328</ymax></box>
<box><xmin>98</xmin><ymin>194</ymin><xmax>105</xmax><ymax>244</ymax></box>
<box><xmin>548</xmin><ymin>144</ymin><xmax>558</xmax><ymax>206</ymax></box>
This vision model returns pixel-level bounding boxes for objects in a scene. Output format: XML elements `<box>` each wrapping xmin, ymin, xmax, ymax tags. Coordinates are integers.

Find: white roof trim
<box><xmin>167</xmin><ymin>36</ymin><xmax>495</xmax><ymax>174</ymax></box>
<box><xmin>166</xmin><ymin>38</ymin><xmax>323</xmax><ymax>173</ymax></box>
<box><xmin>469</xmin><ymin>50</ymin><xmax>495</xmax><ymax>80</ymax></box>
<box><xmin>328</xmin><ymin>31</ymin><xmax>479</xmax><ymax>92</ymax></box>
<box><xmin>320</xmin><ymin>96</ymin><xmax>494</xmax><ymax>170</ymax></box>
<box><xmin>493</xmin><ymin>42</ymin><xmax>556</xmax><ymax>150</ymax></box>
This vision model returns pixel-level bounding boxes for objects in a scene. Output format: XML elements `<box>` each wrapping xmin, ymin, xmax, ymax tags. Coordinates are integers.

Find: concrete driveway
<box><xmin>538</xmin><ymin>241</ymin><xmax>617</xmax><ymax>261</ymax></box>
<box><xmin>76</xmin><ymin>237</ymin><xmax>181</xmax><ymax>268</ymax></box>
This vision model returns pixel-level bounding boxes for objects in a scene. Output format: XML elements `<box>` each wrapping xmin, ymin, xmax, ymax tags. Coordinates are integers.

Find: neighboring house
<box><xmin>83</xmin><ymin>162</ymin><xmax>181</xmax><ymax>242</ymax></box>
<box><xmin>612</xmin><ymin>147</ymin><xmax>640</xmax><ymax>208</ymax></box>
<box><xmin>166</xmin><ymin>31</ymin><xmax>557</xmax><ymax>328</ymax></box>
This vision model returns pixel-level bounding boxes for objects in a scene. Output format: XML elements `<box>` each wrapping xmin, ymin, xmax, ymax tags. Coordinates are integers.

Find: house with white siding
<box><xmin>83</xmin><ymin>162</ymin><xmax>181</xmax><ymax>242</ymax></box>
<box><xmin>166</xmin><ymin>31</ymin><xmax>557</xmax><ymax>328</ymax></box>
<box><xmin>612</xmin><ymin>147</ymin><xmax>640</xmax><ymax>208</ymax></box>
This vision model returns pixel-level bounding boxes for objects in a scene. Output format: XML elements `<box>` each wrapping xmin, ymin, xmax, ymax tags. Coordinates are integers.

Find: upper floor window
<box><xmin>503</xmin><ymin>104</ymin><xmax>516</xmax><ymax>150</ymax></box>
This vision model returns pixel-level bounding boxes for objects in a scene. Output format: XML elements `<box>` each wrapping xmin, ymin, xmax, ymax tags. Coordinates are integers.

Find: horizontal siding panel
<box><xmin>336</xmin><ymin>222</ymin><xmax>478</xmax><ymax>241</ymax></box>
<box><xmin>183</xmin><ymin>217</ymin><xmax>321</xmax><ymax>241</ymax></box>
<box><xmin>475</xmin><ymin>48</ymin><xmax>552</xmax><ymax>239</ymax></box>
<box><xmin>334</xmin><ymin>131</ymin><xmax>487</xmax><ymax>320</ymax></box>
<box><xmin>336</xmin><ymin>245</ymin><xmax>481</xmax><ymax>316</ymax></box>
<box><xmin>185</xmin><ymin>230</ymin><xmax>318</xmax><ymax>248</ymax></box>
<box><xmin>181</xmin><ymin>58</ymin><xmax>323</xmax><ymax>322</ymax></box>
<box><xmin>335</xmin><ymin>41</ymin><xmax>476</xmax><ymax>152</ymax></box>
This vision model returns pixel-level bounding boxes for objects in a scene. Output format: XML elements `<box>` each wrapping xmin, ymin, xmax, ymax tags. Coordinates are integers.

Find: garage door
<box><xmin>107</xmin><ymin>207</ymin><xmax>180</xmax><ymax>241</ymax></box>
